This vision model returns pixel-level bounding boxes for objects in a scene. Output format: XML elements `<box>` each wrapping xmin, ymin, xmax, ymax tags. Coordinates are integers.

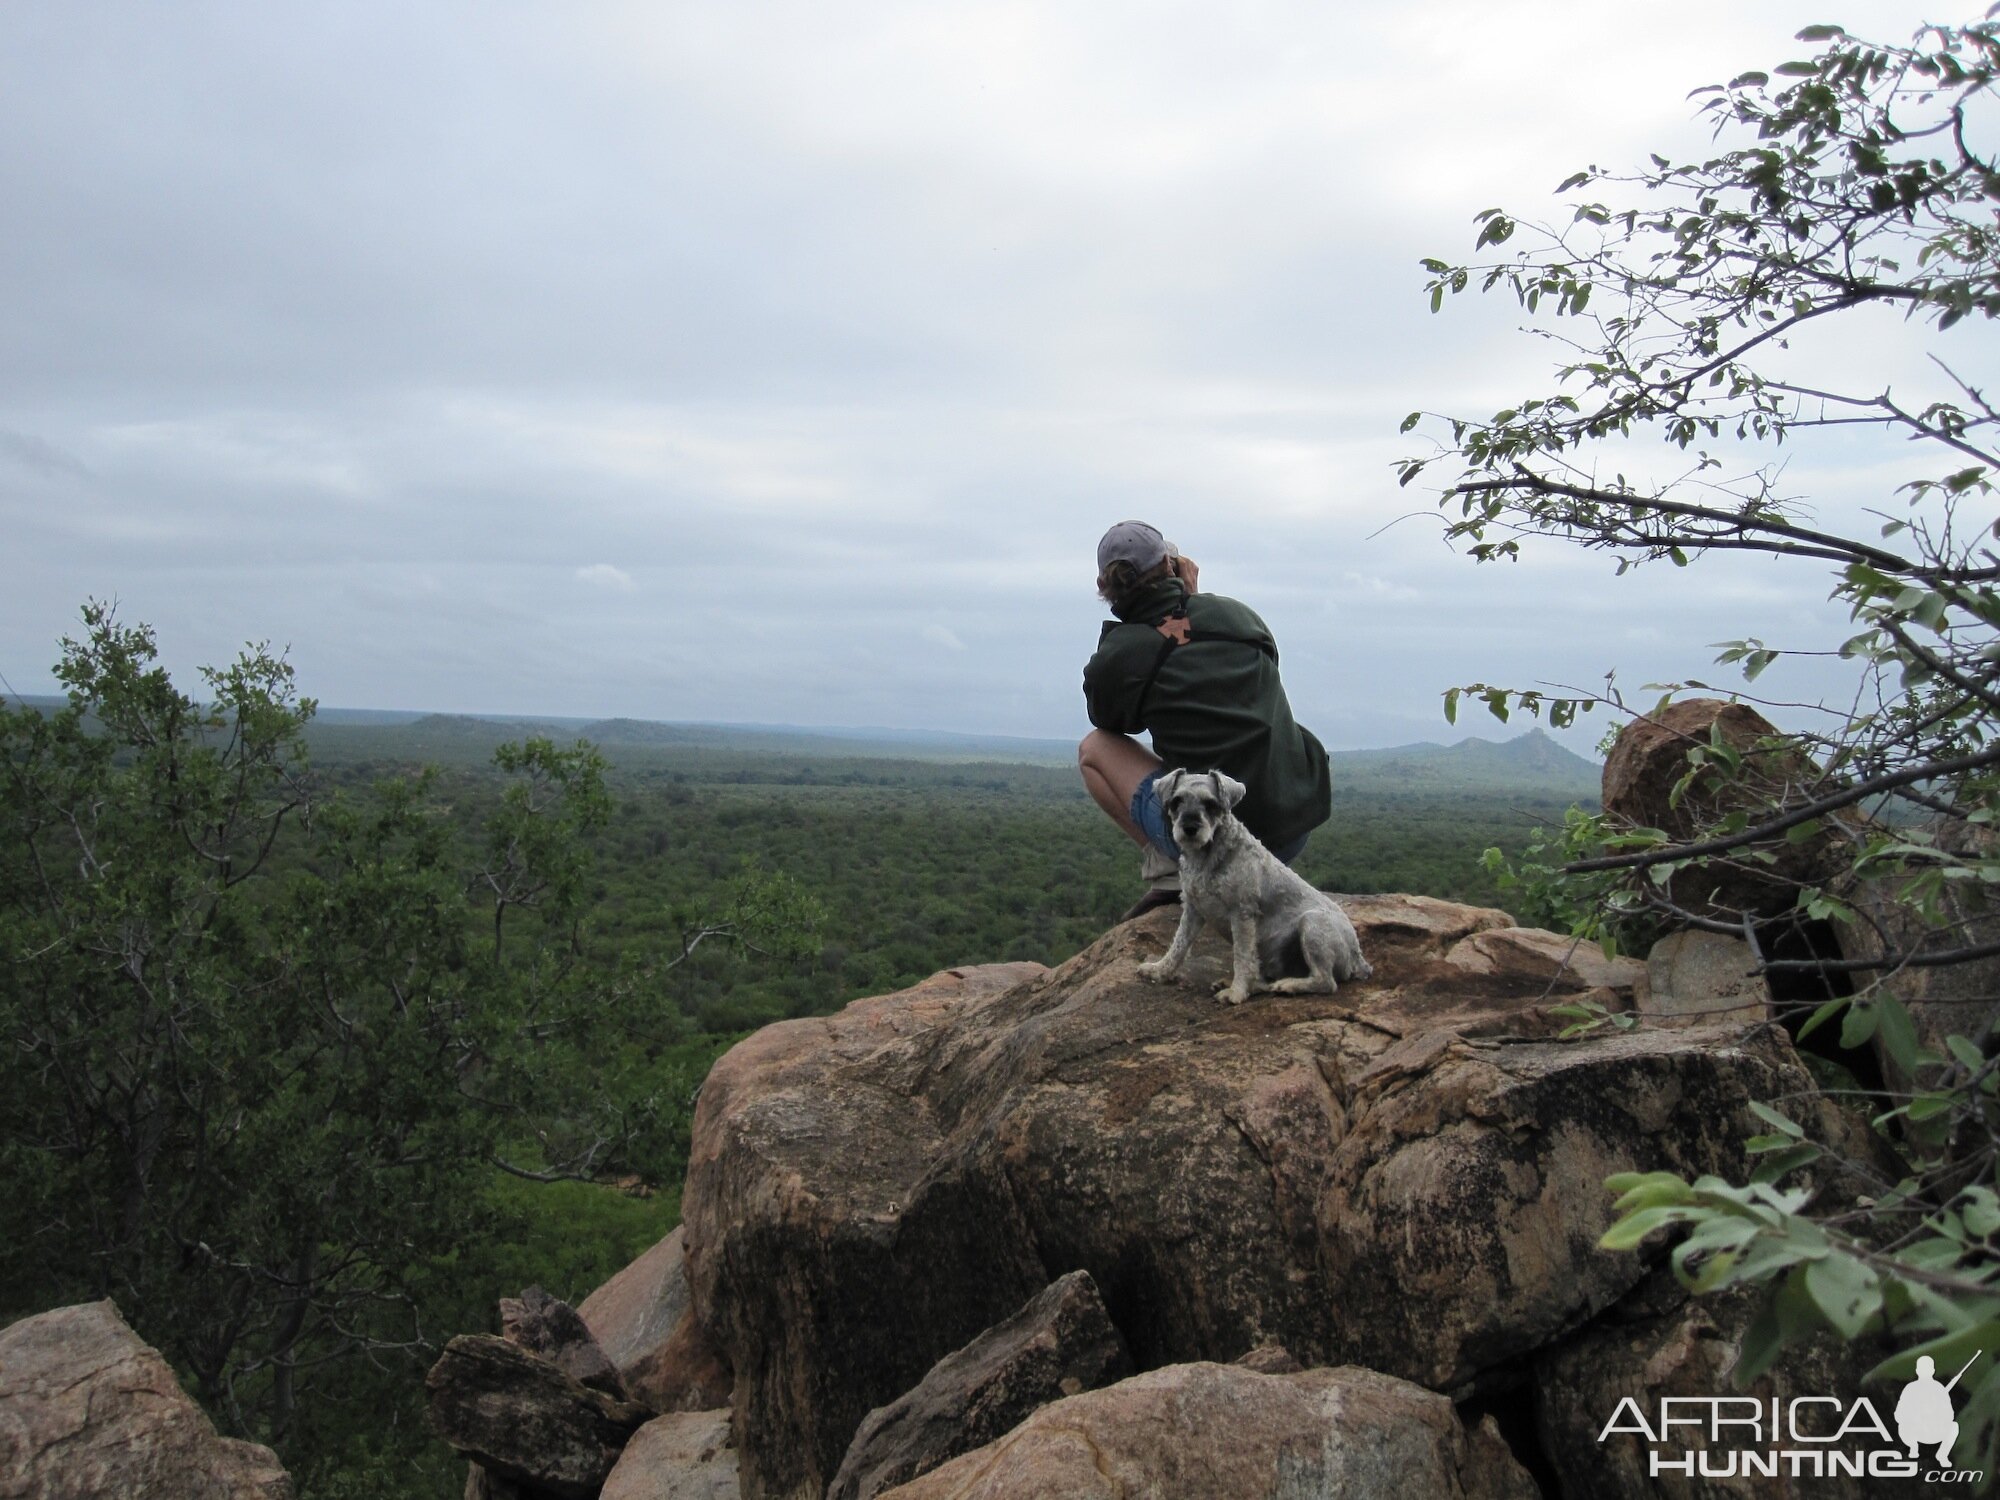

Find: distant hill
<box><xmin>575</xmin><ymin>717</ymin><xmax>1078</xmax><ymax>764</ymax></box>
<box><xmin>1332</xmin><ymin>729</ymin><xmax>1600</xmax><ymax>799</ymax></box>
<box><xmin>12</xmin><ymin>693</ymin><xmax>1600</xmax><ymax>800</ymax></box>
<box><xmin>296</xmin><ymin>713</ymin><xmax>1086</xmax><ymax>773</ymax></box>
<box><xmin>401</xmin><ymin>712</ymin><xmax>580</xmax><ymax>743</ymax></box>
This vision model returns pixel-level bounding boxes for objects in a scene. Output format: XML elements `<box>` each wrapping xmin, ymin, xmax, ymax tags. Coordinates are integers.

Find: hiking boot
<box><xmin>1120</xmin><ymin>886</ymin><xmax>1182</xmax><ymax>922</ymax></box>
<box><xmin>1122</xmin><ymin>844</ymin><xmax>1182</xmax><ymax>921</ymax></box>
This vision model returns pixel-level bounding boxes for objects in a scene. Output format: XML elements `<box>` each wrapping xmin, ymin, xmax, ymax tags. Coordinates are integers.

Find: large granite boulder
<box><xmin>581</xmin><ymin>1228</ymin><xmax>691</xmax><ymax>1374</ymax></box>
<box><xmin>1318</xmin><ymin>1022</ymin><xmax>1805</xmax><ymax>1393</ymax></box>
<box><xmin>871</xmin><ymin>1362</ymin><xmax>1538</xmax><ymax>1500</ymax></box>
<box><xmin>828</xmin><ymin>1270</ymin><xmax>1131</xmax><ymax>1500</ymax></box>
<box><xmin>1836</xmin><ymin>814</ymin><xmax>2000</xmax><ymax>1091</ymax></box>
<box><xmin>1600</xmin><ymin>698</ymin><xmax>1847</xmax><ymax>920</ymax></box>
<box><xmin>0</xmin><ymin>1301</ymin><xmax>291</xmax><ymax>1500</ymax></box>
<box><xmin>1641</xmin><ymin>930</ymin><xmax>1768</xmax><ymax>1026</ymax></box>
<box><xmin>501</xmin><ymin>1286</ymin><xmax>624</xmax><ymax>1399</ymax></box>
<box><xmin>580</xmin><ymin>1227</ymin><xmax>733</xmax><ymax>1414</ymax></box>
<box><xmin>427</xmin><ymin>1334</ymin><xmax>651</xmax><ymax>1500</ymax></box>
<box><xmin>600</xmin><ymin>1411</ymin><xmax>740</xmax><ymax>1500</ymax></box>
<box><xmin>681</xmin><ymin>903</ymin><xmax>1804</xmax><ymax>1498</ymax></box>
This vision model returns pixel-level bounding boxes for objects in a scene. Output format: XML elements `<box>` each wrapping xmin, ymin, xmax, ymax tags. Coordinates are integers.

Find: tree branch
<box><xmin>1565</xmin><ymin>740</ymin><xmax>2000</xmax><ymax>874</ymax></box>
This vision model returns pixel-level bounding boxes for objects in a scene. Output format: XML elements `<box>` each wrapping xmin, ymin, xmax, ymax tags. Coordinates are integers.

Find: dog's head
<box><xmin>1154</xmin><ymin>768</ymin><xmax>1246</xmax><ymax>853</ymax></box>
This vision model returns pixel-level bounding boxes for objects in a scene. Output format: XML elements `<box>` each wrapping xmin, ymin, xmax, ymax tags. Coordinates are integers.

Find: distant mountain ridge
<box><xmin>10</xmin><ymin>694</ymin><xmax>1601</xmax><ymax>796</ymax></box>
<box><xmin>1333</xmin><ymin>728</ymin><xmax>1600</xmax><ymax>796</ymax></box>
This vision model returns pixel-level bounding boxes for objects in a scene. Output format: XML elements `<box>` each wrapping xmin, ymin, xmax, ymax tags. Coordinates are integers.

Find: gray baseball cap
<box><xmin>1096</xmin><ymin>520</ymin><xmax>1177</xmax><ymax>576</ymax></box>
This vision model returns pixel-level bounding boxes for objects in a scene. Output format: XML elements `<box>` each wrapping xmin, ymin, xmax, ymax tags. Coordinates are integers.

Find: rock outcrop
<box><xmin>1641</xmin><ymin>930</ymin><xmax>1768</xmax><ymax>1026</ymax></box>
<box><xmin>501</xmin><ymin>1286</ymin><xmax>625</xmax><ymax>1398</ymax></box>
<box><xmin>869</xmin><ymin>1363</ymin><xmax>1538</xmax><ymax>1500</ymax></box>
<box><xmin>1601</xmin><ymin>697</ymin><xmax>1845</xmax><ymax>920</ymax></box>
<box><xmin>0</xmin><ymin>1301</ymin><xmax>291</xmax><ymax>1500</ymax></box>
<box><xmin>579</xmin><ymin>1226</ymin><xmax>733</xmax><ymax>1413</ymax></box>
<box><xmin>580</xmin><ymin>1228</ymin><xmax>691</xmax><ymax>1375</ymax></box>
<box><xmin>1836</xmin><ymin>814</ymin><xmax>2000</xmax><ymax>1091</ymax></box>
<box><xmin>827</xmin><ymin>1269</ymin><xmax>1131</xmax><ymax>1500</ymax></box>
<box><xmin>680</xmin><ymin>900</ymin><xmax>1811</xmax><ymax>1498</ymax></box>
<box><xmin>600</xmin><ymin>1411</ymin><xmax>740</xmax><ymax>1500</ymax></box>
<box><xmin>426</xmin><ymin>1334</ymin><xmax>652</xmax><ymax>1499</ymax></box>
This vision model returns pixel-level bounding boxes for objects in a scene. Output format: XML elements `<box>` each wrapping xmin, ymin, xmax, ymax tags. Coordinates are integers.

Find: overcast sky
<box><xmin>0</xmin><ymin>1</ymin><xmax>1971</xmax><ymax>749</ymax></box>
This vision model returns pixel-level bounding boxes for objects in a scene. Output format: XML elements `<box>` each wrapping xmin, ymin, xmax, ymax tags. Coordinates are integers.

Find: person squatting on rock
<box><xmin>1078</xmin><ymin>520</ymin><xmax>1332</xmax><ymax>920</ymax></box>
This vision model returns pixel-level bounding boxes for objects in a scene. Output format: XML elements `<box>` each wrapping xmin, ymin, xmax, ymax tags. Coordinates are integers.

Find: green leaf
<box><xmin>1841</xmin><ymin>1001</ymin><xmax>1880</xmax><ymax>1049</ymax></box>
<box><xmin>1600</xmin><ymin>1204</ymin><xmax>1693</xmax><ymax>1250</ymax></box>
<box><xmin>1672</xmin><ymin>1214</ymin><xmax>1762</xmax><ymax>1290</ymax></box>
<box><xmin>1750</xmin><ymin>1142</ymin><xmax>1821</xmax><ymax>1185</ymax></box>
<box><xmin>1796</xmin><ymin>995</ymin><xmax>1848</xmax><ymax>1043</ymax></box>
<box><xmin>1733</xmin><ymin>1267</ymin><xmax>1817</xmax><ymax>1386</ymax></box>
<box><xmin>1865</xmin><ymin>1322</ymin><xmax>2000</xmax><ymax>1388</ymax></box>
<box><xmin>1805</xmin><ymin>1253</ymin><xmax>1882</xmax><ymax>1339</ymax></box>
<box><xmin>1608</xmin><ymin>1170</ymin><xmax>1694</xmax><ymax>1210</ymax></box>
<box><xmin>1748</xmin><ymin>1101</ymin><xmax>1805</xmax><ymax>1138</ymax></box>
<box><xmin>1876</xmin><ymin>996</ymin><xmax>1921</xmax><ymax>1075</ymax></box>
<box><xmin>1964</xmin><ymin>1189</ymin><xmax>2000</xmax><ymax>1239</ymax></box>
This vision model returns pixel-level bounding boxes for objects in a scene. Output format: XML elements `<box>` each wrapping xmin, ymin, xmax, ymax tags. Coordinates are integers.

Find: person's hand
<box><xmin>1174</xmin><ymin>554</ymin><xmax>1200</xmax><ymax>594</ymax></box>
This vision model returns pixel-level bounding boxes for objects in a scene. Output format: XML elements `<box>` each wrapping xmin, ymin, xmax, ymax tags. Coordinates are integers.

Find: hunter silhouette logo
<box><xmin>1897</xmin><ymin>1354</ymin><xmax>1978</xmax><ymax>1466</ymax></box>
<box><xmin>1596</xmin><ymin>1356</ymin><xmax>1990</xmax><ymax>1483</ymax></box>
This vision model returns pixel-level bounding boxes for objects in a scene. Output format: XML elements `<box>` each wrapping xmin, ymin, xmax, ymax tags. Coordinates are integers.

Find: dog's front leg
<box><xmin>1138</xmin><ymin>903</ymin><xmax>1201</xmax><ymax>983</ymax></box>
<box><xmin>1215</xmin><ymin>913</ymin><xmax>1259</xmax><ymax>1004</ymax></box>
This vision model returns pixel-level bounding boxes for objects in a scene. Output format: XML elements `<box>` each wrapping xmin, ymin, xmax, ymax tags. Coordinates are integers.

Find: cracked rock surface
<box><xmin>0</xmin><ymin>1301</ymin><xmax>292</xmax><ymax>1500</ymax></box>
<box><xmin>870</xmin><ymin>1363</ymin><xmax>1538</xmax><ymax>1500</ymax></box>
<box><xmin>682</xmin><ymin>905</ymin><xmax>1818</xmax><ymax>1500</ymax></box>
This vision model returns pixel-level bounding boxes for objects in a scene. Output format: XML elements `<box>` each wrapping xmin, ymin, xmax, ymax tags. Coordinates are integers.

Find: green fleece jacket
<box><xmin>1083</xmin><ymin>578</ymin><xmax>1332</xmax><ymax>850</ymax></box>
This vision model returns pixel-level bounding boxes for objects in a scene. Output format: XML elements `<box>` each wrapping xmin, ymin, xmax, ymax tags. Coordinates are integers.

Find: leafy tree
<box><xmin>0</xmin><ymin>604</ymin><xmax>813</xmax><ymax>1462</ymax></box>
<box><xmin>1401</xmin><ymin>9</ymin><xmax>2000</xmax><ymax>1467</ymax></box>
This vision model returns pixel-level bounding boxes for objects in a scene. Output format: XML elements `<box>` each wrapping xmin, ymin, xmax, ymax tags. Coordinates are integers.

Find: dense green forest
<box><xmin>303</xmin><ymin>711</ymin><xmax>1597</xmax><ymax>1032</ymax></box>
<box><xmin>3</xmin><ymin>663</ymin><xmax>1597</xmax><ymax>1499</ymax></box>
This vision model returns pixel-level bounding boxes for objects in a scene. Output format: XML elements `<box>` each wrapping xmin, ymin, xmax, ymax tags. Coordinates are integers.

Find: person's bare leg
<box><xmin>1078</xmin><ymin>730</ymin><xmax>1162</xmax><ymax>848</ymax></box>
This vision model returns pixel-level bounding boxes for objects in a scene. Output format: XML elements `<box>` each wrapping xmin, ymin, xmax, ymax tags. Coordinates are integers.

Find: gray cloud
<box><xmin>0</xmin><ymin>0</ymin><xmax>1953</xmax><ymax>754</ymax></box>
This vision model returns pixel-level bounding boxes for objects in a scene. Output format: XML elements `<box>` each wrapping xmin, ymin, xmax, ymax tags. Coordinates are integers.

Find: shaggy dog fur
<box><xmin>1136</xmin><ymin>769</ymin><xmax>1371</xmax><ymax>1004</ymax></box>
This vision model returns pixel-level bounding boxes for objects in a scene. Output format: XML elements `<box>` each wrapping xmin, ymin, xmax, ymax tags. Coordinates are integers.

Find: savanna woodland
<box><xmin>1401</xmin><ymin>8</ymin><xmax>2000</xmax><ymax>1477</ymax></box>
<box><xmin>0</xmin><ymin>605</ymin><xmax>1586</xmax><ymax>1496</ymax></box>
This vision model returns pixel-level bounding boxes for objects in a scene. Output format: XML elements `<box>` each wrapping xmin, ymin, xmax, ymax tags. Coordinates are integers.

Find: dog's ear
<box><xmin>1214</xmin><ymin>772</ymin><xmax>1248</xmax><ymax>808</ymax></box>
<box><xmin>1153</xmin><ymin>769</ymin><xmax>1184</xmax><ymax>805</ymax></box>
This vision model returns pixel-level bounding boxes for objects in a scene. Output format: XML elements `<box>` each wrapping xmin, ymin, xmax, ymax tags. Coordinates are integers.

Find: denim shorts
<box><xmin>1131</xmin><ymin>769</ymin><xmax>1308</xmax><ymax>864</ymax></box>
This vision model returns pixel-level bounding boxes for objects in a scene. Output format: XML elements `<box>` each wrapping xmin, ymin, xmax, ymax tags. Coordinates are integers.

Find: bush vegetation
<box><xmin>1</xmin><ymin>611</ymin><xmax>1575</xmax><ymax>1497</ymax></box>
<box><xmin>1403</xmin><ymin>10</ymin><xmax>2000</xmax><ymax>1474</ymax></box>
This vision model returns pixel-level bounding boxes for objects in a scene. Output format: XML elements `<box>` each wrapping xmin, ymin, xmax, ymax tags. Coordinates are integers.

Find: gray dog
<box><xmin>1136</xmin><ymin>769</ymin><xmax>1372</xmax><ymax>1004</ymax></box>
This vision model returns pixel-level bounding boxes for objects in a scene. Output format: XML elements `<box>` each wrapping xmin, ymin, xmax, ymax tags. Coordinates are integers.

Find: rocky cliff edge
<box><xmin>678</xmin><ymin>894</ymin><xmax>1842</xmax><ymax>1500</ymax></box>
